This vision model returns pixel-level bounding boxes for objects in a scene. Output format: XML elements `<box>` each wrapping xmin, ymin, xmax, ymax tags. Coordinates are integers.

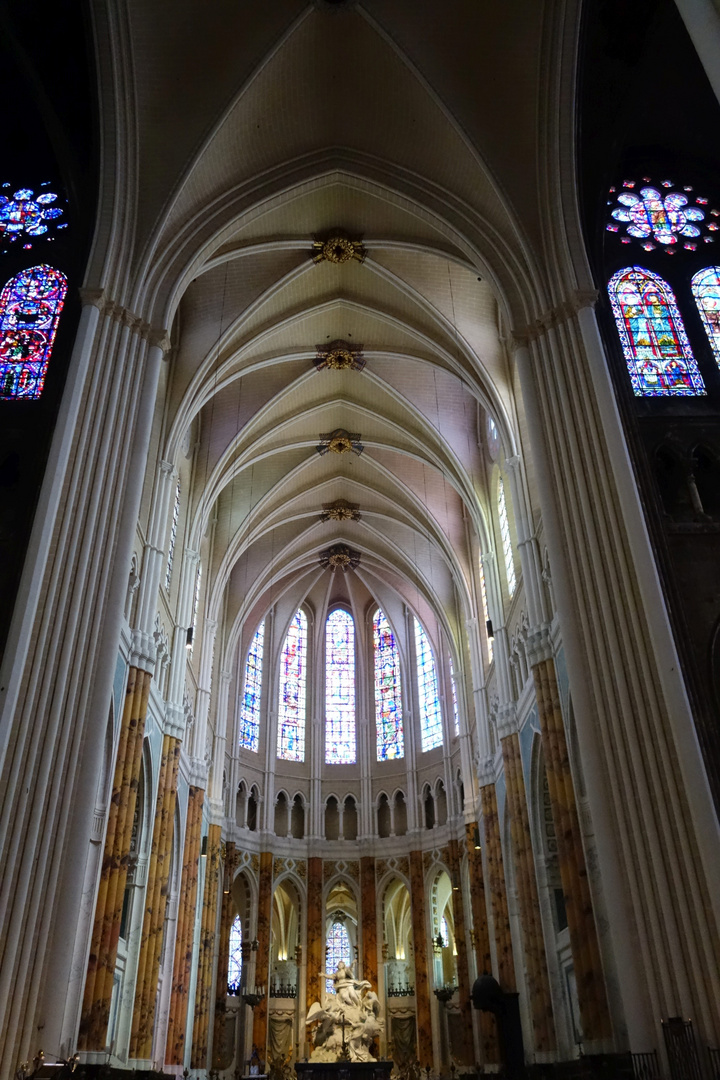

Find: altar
<box><xmin>296</xmin><ymin>1060</ymin><xmax>394</xmax><ymax>1080</ymax></box>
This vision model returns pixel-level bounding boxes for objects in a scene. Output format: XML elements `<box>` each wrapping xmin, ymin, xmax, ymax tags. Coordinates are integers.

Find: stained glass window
<box><xmin>165</xmin><ymin>479</ymin><xmax>181</xmax><ymax>590</ymax></box>
<box><xmin>325</xmin><ymin>921</ymin><xmax>352</xmax><ymax>994</ymax></box>
<box><xmin>0</xmin><ymin>186</ymin><xmax>66</xmax><ymax>250</ymax></box>
<box><xmin>0</xmin><ymin>265</ymin><xmax>67</xmax><ymax>399</ymax></box>
<box><xmin>374</xmin><ymin>609</ymin><xmax>404</xmax><ymax>761</ymax></box>
<box><xmin>228</xmin><ymin>915</ymin><xmax>243</xmax><ymax>989</ymax></box>
<box><xmin>240</xmin><ymin>620</ymin><xmax>264</xmax><ymax>753</ymax></box>
<box><xmin>692</xmin><ymin>267</ymin><xmax>720</xmax><ymax>366</ymax></box>
<box><xmin>449</xmin><ymin>654</ymin><xmax>460</xmax><ymax>737</ymax></box>
<box><xmin>498</xmin><ymin>479</ymin><xmax>516</xmax><ymax>596</ymax></box>
<box><xmin>325</xmin><ymin>610</ymin><xmax>356</xmax><ymax>764</ymax></box>
<box><xmin>189</xmin><ymin>563</ymin><xmax>202</xmax><ymax>655</ymax></box>
<box><xmin>608</xmin><ymin>267</ymin><xmax>705</xmax><ymax>396</ymax></box>
<box><xmin>609</xmin><ymin>185</ymin><xmax>706</xmax><ymax>249</ymax></box>
<box><xmin>479</xmin><ymin>560</ymin><xmax>494</xmax><ymax>664</ymax></box>
<box><xmin>415</xmin><ymin>617</ymin><xmax>443</xmax><ymax>752</ymax></box>
<box><xmin>440</xmin><ymin>915</ymin><xmax>450</xmax><ymax>948</ymax></box>
<box><xmin>277</xmin><ymin>609</ymin><xmax>307</xmax><ymax>762</ymax></box>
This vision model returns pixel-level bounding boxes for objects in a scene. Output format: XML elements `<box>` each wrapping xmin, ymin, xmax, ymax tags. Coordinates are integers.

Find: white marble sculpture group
<box><xmin>306</xmin><ymin>962</ymin><xmax>384</xmax><ymax>1062</ymax></box>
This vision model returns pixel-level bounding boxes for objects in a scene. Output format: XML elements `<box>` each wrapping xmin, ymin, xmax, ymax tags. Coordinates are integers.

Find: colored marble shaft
<box><xmin>448</xmin><ymin>838</ymin><xmax>473</xmax><ymax>1064</ymax></box>
<box><xmin>465</xmin><ymin>823</ymin><xmax>500</xmax><ymax>1064</ymax></box>
<box><xmin>252</xmin><ymin>851</ymin><xmax>274</xmax><ymax>1054</ymax></box>
<box><xmin>360</xmin><ymin>856</ymin><xmax>378</xmax><ymax>991</ymax></box>
<box><xmin>480</xmin><ymin>783</ymin><xmax>516</xmax><ymax>992</ymax></box>
<box><xmin>213</xmin><ymin>842</ymin><xmax>238</xmax><ymax>1069</ymax></box>
<box><xmin>409</xmin><ymin>850</ymin><xmax>433</xmax><ymax>1068</ymax></box>
<box><xmin>502</xmin><ymin>732</ymin><xmax>556</xmax><ymax>1052</ymax></box>
<box><xmin>166</xmin><ymin>785</ymin><xmax>204</xmax><ymax>1066</ymax></box>
<box><xmin>532</xmin><ymin>658</ymin><xmax>612</xmax><ymax>1042</ymax></box>
<box><xmin>78</xmin><ymin>666</ymin><xmax>151</xmax><ymax>1050</ymax></box>
<box><xmin>191</xmin><ymin>823</ymin><xmax>222</xmax><ymax>1068</ymax></box>
<box><xmin>306</xmin><ymin>857</ymin><xmax>323</xmax><ymax>1013</ymax></box>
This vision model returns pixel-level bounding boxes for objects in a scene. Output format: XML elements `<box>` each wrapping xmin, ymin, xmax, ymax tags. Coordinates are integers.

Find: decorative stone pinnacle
<box><xmin>316</xmin><ymin>429</ymin><xmax>364</xmax><ymax>456</ymax></box>
<box><xmin>319</xmin><ymin>543</ymin><xmax>361</xmax><ymax>572</ymax></box>
<box><xmin>314</xmin><ymin>339</ymin><xmax>366</xmax><ymax>371</ymax></box>
<box><xmin>311</xmin><ymin>232</ymin><xmax>365</xmax><ymax>265</ymax></box>
<box><xmin>320</xmin><ymin>499</ymin><xmax>362</xmax><ymax>522</ymax></box>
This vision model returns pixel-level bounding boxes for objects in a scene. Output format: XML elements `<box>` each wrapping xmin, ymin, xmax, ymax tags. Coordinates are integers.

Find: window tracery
<box><xmin>277</xmin><ymin>610</ymin><xmax>307</xmax><ymax>762</ymax></box>
<box><xmin>692</xmin><ymin>266</ymin><xmax>720</xmax><ymax>365</ymax></box>
<box><xmin>415</xmin><ymin>618</ymin><xmax>443</xmax><ymax>752</ymax></box>
<box><xmin>325</xmin><ymin>609</ymin><xmax>356</xmax><ymax>764</ymax></box>
<box><xmin>240</xmin><ymin>620</ymin><xmax>264</xmax><ymax>753</ymax></box>
<box><xmin>373</xmin><ymin>609</ymin><xmax>404</xmax><ymax>761</ymax></box>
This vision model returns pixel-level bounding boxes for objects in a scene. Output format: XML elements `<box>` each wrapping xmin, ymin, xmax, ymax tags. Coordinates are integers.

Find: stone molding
<box><xmin>511</xmin><ymin>288</ymin><xmax>599</xmax><ymax>346</ymax></box>
<box><xmin>78</xmin><ymin>286</ymin><xmax>170</xmax><ymax>352</ymax></box>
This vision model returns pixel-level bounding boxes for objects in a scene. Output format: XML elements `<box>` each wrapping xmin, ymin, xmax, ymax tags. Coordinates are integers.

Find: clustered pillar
<box><xmin>447</xmin><ymin>838</ymin><xmax>473</xmax><ymax>1065</ymax></box>
<box><xmin>166</xmin><ymin>785</ymin><xmax>204</xmax><ymax>1066</ymax></box>
<box><xmin>78</xmin><ymin>666</ymin><xmax>151</xmax><ymax>1051</ymax></box>
<box><xmin>191</xmin><ymin>823</ymin><xmax>222</xmax><ymax>1069</ymax></box>
<box><xmin>360</xmin><ymin>856</ymin><xmax>378</xmax><ymax>991</ymax></box>
<box><xmin>252</xmin><ymin>851</ymin><xmax>274</xmax><ymax>1055</ymax></box>
<box><xmin>213</xmin><ymin>842</ymin><xmax>239</xmax><ymax>1070</ymax></box>
<box><xmin>408</xmin><ymin>850</ymin><xmax>433</xmax><ymax>1068</ymax></box>
<box><xmin>465</xmin><ymin>822</ymin><xmax>500</xmax><ymax>1064</ymax></box>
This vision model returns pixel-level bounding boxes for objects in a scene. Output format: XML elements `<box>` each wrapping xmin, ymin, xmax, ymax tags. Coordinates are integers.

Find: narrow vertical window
<box><xmin>449</xmin><ymin>654</ymin><xmax>460</xmax><ymax>737</ymax></box>
<box><xmin>189</xmin><ymin>563</ymin><xmax>202</xmax><ymax>655</ymax></box>
<box><xmin>277</xmin><ymin>610</ymin><xmax>307</xmax><ymax>762</ymax></box>
<box><xmin>325</xmin><ymin>921</ymin><xmax>352</xmax><ymax>993</ymax></box>
<box><xmin>415</xmin><ymin>617</ymin><xmax>443</xmax><ymax>752</ymax></box>
<box><xmin>240</xmin><ymin>621</ymin><xmax>264</xmax><ymax>753</ymax></box>
<box><xmin>498</xmin><ymin>479</ymin><xmax>516</xmax><ymax>596</ymax></box>
<box><xmin>374</xmin><ymin>608</ymin><xmax>404</xmax><ymax>761</ymax></box>
<box><xmin>608</xmin><ymin>266</ymin><xmax>705</xmax><ymax>396</ymax></box>
<box><xmin>228</xmin><ymin>915</ymin><xmax>242</xmax><ymax>990</ymax></box>
<box><xmin>325</xmin><ymin>610</ymin><xmax>356</xmax><ymax>764</ymax></box>
<box><xmin>691</xmin><ymin>266</ymin><xmax>720</xmax><ymax>366</ymax></box>
<box><xmin>479</xmin><ymin>560</ymin><xmax>494</xmax><ymax>664</ymax></box>
<box><xmin>165</xmin><ymin>479</ymin><xmax>181</xmax><ymax>590</ymax></box>
<box><xmin>0</xmin><ymin>264</ymin><xmax>67</xmax><ymax>399</ymax></box>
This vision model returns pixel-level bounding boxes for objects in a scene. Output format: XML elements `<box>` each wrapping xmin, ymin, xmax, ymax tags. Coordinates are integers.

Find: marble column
<box><xmin>78</xmin><ymin>665</ymin><xmax>151</xmax><ymax>1050</ymax></box>
<box><xmin>252</xmin><ymin>851</ymin><xmax>274</xmax><ymax>1058</ymax></box>
<box><xmin>408</xmin><ymin>850</ymin><xmax>432</xmax><ymax>1068</ymax></box>
<box><xmin>533</xmin><ymin>657</ymin><xmax>612</xmax><ymax>1044</ymax></box>
<box><xmin>465</xmin><ymin>822</ymin><xmax>500</xmax><ymax>1064</ymax></box>
<box><xmin>306</xmin><ymin>857</ymin><xmax>323</xmax><ymax>1017</ymax></box>
<box><xmin>166</xmin><ymin>785</ymin><xmax>204</xmax><ymax>1066</ymax></box>
<box><xmin>360</xmin><ymin>856</ymin><xmax>378</xmax><ymax>991</ymax></box>
<box><xmin>191</xmin><ymin>823</ymin><xmax>222</xmax><ymax>1068</ymax></box>
<box><xmin>501</xmin><ymin>733</ymin><xmax>556</xmax><ymax>1052</ymax></box>
<box><xmin>480</xmin><ymin>783</ymin><xmax>515</xmax><ymax>992</ymax></box>
<box><xmin>213</xmin><ymin>842</ymin><xmax>238</xmax><ymax>1069</ymax></box>
<box><xmin>447</xmin><ymin>838</ymin><xmax>473</xmax><ymax>1064</ymax></box>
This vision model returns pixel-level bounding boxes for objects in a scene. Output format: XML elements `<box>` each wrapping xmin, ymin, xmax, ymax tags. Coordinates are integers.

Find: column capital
<box><xmin>476</xmin><ymin>753</ymin><xmax>497</xmax><ymax>787</ymax></box>
<box><xmin>159</xmin><ymin>458</ymin><xmax>174</xmax><ymax>476</ymax></box>
<box><xmin>504</xmin><ymin>453</ymin><xmax>522</xmax><ymax>475</ymax></box>
<box><xmin>496</xmin><ymin>703</ymin><xmax>519</xmax><ymax>741</ymax></box>
<box><xmin>526</xmin><ymin>625</ymin><xmax>553</xmax><ymax>667</ymax></box>
<box><xmin>130</xmin><ymin>628</ymin><xmax>156</xmax><ymax>672</ymax></box>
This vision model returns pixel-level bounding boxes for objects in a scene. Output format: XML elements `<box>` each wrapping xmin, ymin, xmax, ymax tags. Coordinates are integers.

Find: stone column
<box><xmin>306</xmin><ymin>857</ymin><xmax>323</xmax><ymax>1015</ymax></box>
<box><xmin>129</xmin><ymin>734</ymin><xmax>182</xmax><ymax>1060</ymax></box>
<box><xmin>408</xmin><ymin>850</ymin><xmax>432</xmax><ymax>1068</ymax></box>
<box><xmin>213</xmin><ymin>842</ymin><xmax>239</xmax><ymax>1070</ymax></box>
<box><xmin>166</xmin><ymin>785</ymin><xmax>204</xmax><ymax>1066</ymax></box>
<box><xmin>252</xmin><ymin>851</ymin><xmax>274</xmax><ymax>1057</ymax></box>
<box><xmin>479</xmin><ymin>784</ymin><xmax>515</xmax><ymax>992</ymax></box>
<box><xmin>501</xmin><ymin>731</ymin><xmax>556</xmax><ymax>1053</ymax></box>
<box><xmin>360</xmin><ymin>856</ymin><xmax>378</xmax><ymax>990</ymax></box>
<box><xmin>78</xmin><ymin>665</ymin><xmax>152</xmax><ymax>1050</ymax></box>
<box><xmin>532</xmin><ymin>656</ymin><xmax>612</xmax><ymax>1045</ymax></box>
<box><xmin>465</xmin><ymin>822</ymin><xmax>500</xmax><ymax>1064</ymax></box>
<box><xmin>447</xmin><ymin>838</ymin><xmax>473</xmax><ymax>1064</ymax></box>
<box><xmin>191</xmin><ymin>823</ymin><xmax>222</xmax><ymax>1068</ymax></box>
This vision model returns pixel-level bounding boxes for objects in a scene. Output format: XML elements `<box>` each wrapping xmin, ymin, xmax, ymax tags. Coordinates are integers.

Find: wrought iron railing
<box><xmin>387</xmin><ymin>983</ymin><xmax>415</xmax><ymax>997</ymax></box>
<box><xmin>662</xmin><ymin>1017</ymin><xmax>702</xmax><ymax>1080</ymax></box>
<box><xmin>707</xmin><ymin>1047</ymin><xmax>720</xmax><ymax>1080</ymax></box>
<box><xmin>270</xmin><ymin>983</ymin><xmax>297</xmax><ymax>998</ymax></box>
<box><xmin>631</xmin><ymin>1050</ymin><xmax>661</xmax><ymax>1080</ymax></box>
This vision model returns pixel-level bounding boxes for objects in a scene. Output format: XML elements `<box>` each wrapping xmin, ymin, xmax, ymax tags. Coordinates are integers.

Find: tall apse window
<box><xmin>0</xmin><ymin>265</ymin><xmax>67</xmax><ymax>399</ymax></box>
<box><xmin>165</xmin><ymin>479</ymin><xmax>181</xmax><ymax>590</ymax></box>
<box><xmin>449</xmin><ymin>654</ymin><xmax>460</xmax><ymax>737</ymax></box>
<box><xmin>277</xmin><ymin>609</ymin><xmax>307</xmax><ymax>762</ymax></box>
<box><xmin>498</xmin><ymin>478</ymin><xmax>516</xmax><ymax>596</ymax></box>
<box><xmin>414</xmin><ymin>618</ymin><xmax>443</xmax><ymax>752</ymax></box>
<box><xmin>325</xmin><ymin>609</ymin><xmax>356</xmax><ymax>764</ymax></box>
<box><xmin>479</xmin><ymin>560</ymin><xmax>494</xmax><ymax>664</ymax></box>
<box><xmin>325</xmin><ymin>921</ymin><xmax>352</xmax><ymax>994</ymax></box>
<box><xmin>228</xmin><ymin>915</ymin><xmax>242</xmax><ymax>990</ymax></box>
<box><xmin>608</xmin><ymin>266</ymin><xmax>705</xmax><ymax>396</ymax></box>
<box><xmin>691</xmin><ymin>266</ymin><xmax>720</xmax><ymax>365</ymax></box>
<box><xmin>374</xmin><ymin>608</ymin><xmax>404</xmax><ymax>761</ymax></box>
<box><xmin>239</xmin><ymin>620</ymin><xmax>265</xmax><ymax>753</ymax></box>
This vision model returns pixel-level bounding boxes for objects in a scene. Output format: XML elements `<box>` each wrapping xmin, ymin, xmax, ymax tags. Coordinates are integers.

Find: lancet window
<box><xmin>479</xmin><ymin>560</ymin><xmax>494</xmax><ymax>664</ymax></box>
<box><xmin>325</xmin><ymin>609</ymin><xmax>356</xmax><ymax>764</ymax></box>
<box><xmin>0</xmin><ymin>264</ymin><xmax>67</xmax><ymax>399</ymax></box>
<box><xmin>449</xmin><ymin>654</ymin><xmax>460</xmax><ymax>737</ymax></box>
<box><xmin>415</xmin><ymin>618</ymin><xmax>443</xmax><ymax>752</ymax></box>
<box><xmin>498</xmin><ymin>478</ymin><xmax>516</xmax><ymax>596</ymax></box>
<box><xmin>325</xmin><ymin>921</ymin><xmax>352</xmax><ymax>993</ymax></box>
<box><xmin>608</xmin><ymin>266</ymin><xmax>705</xmax><ymax>396</ymax></box>
<box><xmin>277</xmin><ymin>609</ymin><xmax>307</xmax><ymax>762</ymax></box>
<box><xmin>240</xmin><ymin>620</ymin><xmax>264</xmax><ymax>753</ymax></box>
<box><xmin>228</xmin><ymin>915</ymin><xmax>242</xmax><ymax>989</ymax></box>
<box><xmin>691</xmin><ymin>266</ymin><xmax>720</xmax><ymax>366</ymax></box>
<box><xmin>165</xmin><ymin>479</ymin><xmax>181</xmax><ymax>590</ymax></box>
<box><xmin>373</xmin><ymin>608</ymin><xmax>404</xmax><ymax>761</ymax></box>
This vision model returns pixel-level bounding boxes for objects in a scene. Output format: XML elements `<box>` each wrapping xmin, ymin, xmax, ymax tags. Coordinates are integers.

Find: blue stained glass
<box><xmin>440</xmin><ymin>915</ymin><xmax>450</xmax><ymax>948</ymax></box>
<box><xmin>277</xmin><ymin>610</ymin><xmax>307</xmax><ymax>762</ymax></box>
<box><xmin>0</xmin><ymin>187</ymin><xmax>65</xmax><ymax>247</ymax></box>
<box><xmin>228</xmin><ymin>915</ymin><xmax>243</xmax><ymax>988</ymax></box>
<box><xmin>374</xmin><ymin>609</ymin><xmax>404</xmax><ymax>761</ymax></box>
<box><xmin>240</xmin><ymin>620</ymin><xmax>265</xmax><ymax>753</ymax></box>
<box><xmin>325</xmin><ymin>921</ymin><xmax>352</xmax><ymax>994</ymax></box>
<box><xmin>608</xmin><ymin>267</ymin><xmax>705</xmax><ymax>396</ymax></box>
<box><xmin>0</xmin><ymin>265</ymin><xmax>67</xmax><ymax>399</ymax></box>
<box><xmin>691</xmin><ymin>266</ymin><xmax>720</xmax><ymax>366</ymax></box>
<box><xmin>325</xmin><ymin>610</ymin><xmax>356</xmax><ymax>764</ymax></box>
<box><xmin>414</xmin><ymin>618</ymin><xmax>443</xmax><ymax>752</ymax></box>
<box><xmin>449</xmin><ymin>655</ymin><xmax>460</xmax><ymax>737</ymax></box>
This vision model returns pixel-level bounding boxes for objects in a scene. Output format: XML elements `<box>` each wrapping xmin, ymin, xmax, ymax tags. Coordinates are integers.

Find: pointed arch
<box><xmin>325</xmin><ymin>608</ymin><xmax>356</xmax><ymax>764</ymax></box>
<box><xmin>414</xmin><ymin>617</ymin><xmax>443</xmax><ymax>752</ymax></box>
<box><xmin>608</xmin><ymin>266</ymin><xmax>705</xmax><ymax>396</ymax></box>
<box><xmin>373</xmin><ymin>608</ymin><xmax>404</xmax><ymax>761</ymax></box>
<box><xmin>239</xmin><ymin>619</ymin><xmax>264</xmax><ymax>752</ymax></box>
<box><xmin>0</xmin><ymin>264</ymin><xmax>67</xmax><ymax>399</ymax></box>
<box><xmin>277</xmin><ymin>608</ymin><xmax>307</xmax><ymax>762</ymax></box>
<box><xmin>691</xmin><ymin>265</ymin><xmax>720</xmax><ymax>366</ymax></box>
